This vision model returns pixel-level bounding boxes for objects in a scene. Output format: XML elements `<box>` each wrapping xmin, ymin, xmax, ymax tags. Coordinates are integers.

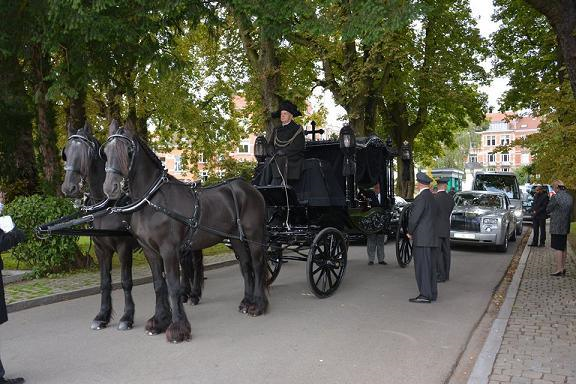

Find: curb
<box><xmin>466</xmin><ymin>235</ymin><xmax>531</xmax><ymax>384</ymax></box>
<box><xmin>6</xmin><ymin>258</ymin><xmax>238</xmax><ymax>314</ymax></box>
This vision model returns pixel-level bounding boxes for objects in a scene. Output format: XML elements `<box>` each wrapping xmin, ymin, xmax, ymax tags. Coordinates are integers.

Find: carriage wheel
<box><xmin>266</xmin><ymin>247</ymin><xmax>282</xmax><ymax>285</ymax></box>
<box><xmin>307</xmin><ymin>227</ymin><xmax>348</xmax><ymax>298</ymax></box>
<box><xmin>396</xmin><ymin>206</ymin><xmax>413</xmax><ymax>268</ymax></box>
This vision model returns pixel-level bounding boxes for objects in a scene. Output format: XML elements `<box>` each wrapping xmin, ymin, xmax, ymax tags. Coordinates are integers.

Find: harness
<box><xmin>102</xmin><ymin>130</ymin><xmax>249</xmax><ymax>246</ymax></box>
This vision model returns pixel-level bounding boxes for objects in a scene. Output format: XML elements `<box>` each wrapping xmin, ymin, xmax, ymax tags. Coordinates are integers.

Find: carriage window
<box><xmin>174</xmin><ymin>156</ymin><xmax>183</xmax><ymax>172</ymax></box>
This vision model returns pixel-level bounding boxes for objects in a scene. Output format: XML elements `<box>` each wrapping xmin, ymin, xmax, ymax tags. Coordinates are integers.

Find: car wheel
<box><xmin>497</xmin><ymin>227</ymin><xmax>509</xmax><ymax>252</ymax></box>
<box><xmin>515</xmin><ymin>223</ymin><xmax>523</xmax><ymax>235</ymax></box>
<box><xmin>510</xmin><ymin>226</ymin><xmax>517</xmax><ymax>242</ymax></box>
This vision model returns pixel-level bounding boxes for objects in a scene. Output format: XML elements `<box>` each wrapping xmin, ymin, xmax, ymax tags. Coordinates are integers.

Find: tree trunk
<box><xmin>0</xmin><ymin>55</ymin><xmax>38</xmax><ymax>195</ymax></box>
<box><xmin>525</xmin><ymin>0</ymin><xmax>576</xmax><ymax>100</ymax></box>
<box><xmin>68</xmin><ymin>88</ymin><xmax>86</xmax><ymax>130</ymax></box>
<box><xmin>32</xmin><ymin>46</ymin><xmax>61</xmax><ymax>195</ymax></box>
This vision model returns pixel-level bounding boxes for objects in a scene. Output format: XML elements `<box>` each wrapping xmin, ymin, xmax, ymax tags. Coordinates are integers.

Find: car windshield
<box><xmin>473</xmin><ymin>174</ymin><xmax>520</xmax><ymax>199</ymax></box>
<box><xmin>455</xmin><ymin>193</ymin><xmax>503</xmax><ymax>208</ymax></box>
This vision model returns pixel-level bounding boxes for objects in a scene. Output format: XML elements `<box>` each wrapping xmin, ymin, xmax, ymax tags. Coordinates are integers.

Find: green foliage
<box><xmin>204</xmin><ymin>157</ymin><xmax>257</xmax><ymax>186</ymax></box>
<box><xmin>4</xmin><ymin>195</ymin><xmax>81</xmax><ymax>277</ymax></box>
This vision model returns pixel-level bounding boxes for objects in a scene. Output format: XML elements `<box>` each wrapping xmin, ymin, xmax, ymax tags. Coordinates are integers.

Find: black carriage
<box><xmin>253</xmin><ymin>129</ymin><xmax>413</xmax><ymax>298</ymax></box>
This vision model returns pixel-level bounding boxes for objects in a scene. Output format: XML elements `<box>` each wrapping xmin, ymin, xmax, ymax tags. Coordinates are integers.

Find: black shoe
<box><xmin>378</xmin><ymin>261</ymin><xmax>387</xmax><ymax>265</ymax></box>
<box><xmin>528</xmin><ymin>243</ymin><xmax>538</xmax><ymax>247</ymax></box>
<box><xmin>409</xmin><ymin>295</ymin><xmax>431</xmax><ymax>303</ymax></box>
<box><xmin>551</xmin><ymin>270</ymin><xmax>566</xmax><ymax>277</ymax></box>
<box><xmin>0</xmin><ymin>377</ymin><xmax>25</xmax><ymax>384</ymax></box>
<box><xmin>437</xmin><ymin>278</ymin><xmax>446</xmax><ymax>283</ymax></box>
<box><xmin>538</xmin><ymin>244</ymin><xmax>545</xmax><ymax>247</ymax></box>
<box><xmin>368</xmin><ymin>261</ymin><xmax>374</xmax><ymax>265</ymax></box>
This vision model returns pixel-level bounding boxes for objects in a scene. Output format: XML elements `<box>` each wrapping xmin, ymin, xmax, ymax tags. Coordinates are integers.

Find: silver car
<box><xmin>450</xmin><ymin>191</ymin><xmax>517</xmax><ymax>252</ymax></box>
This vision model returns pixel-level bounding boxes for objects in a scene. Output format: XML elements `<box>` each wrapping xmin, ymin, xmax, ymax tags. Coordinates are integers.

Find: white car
<box><xmin>450</xmin><ymin>191</ymin><xmax>517</xmax><ymax>252</ymax></box>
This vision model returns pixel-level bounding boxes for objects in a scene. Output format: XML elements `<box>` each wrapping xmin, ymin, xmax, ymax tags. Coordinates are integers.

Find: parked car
<box><xmin>472</xmin><ymin>172</ymin><xmax>523</xmax><ymax>236</ymax></box>
<box><xmin>450</xmin><ymin>191</ymin><xmax>517</xmax><ymax>252</ymax></box>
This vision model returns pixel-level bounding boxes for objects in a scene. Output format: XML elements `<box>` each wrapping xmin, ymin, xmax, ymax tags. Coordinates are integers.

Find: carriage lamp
<box><xmin>254</xmin><ymin>136</ymin><xmax>268</xmax><ymax>163</ymax></box>
<box><xmin>339</xmin><ymin>124</ymin><xmax>356</xmax><ymax>154</ymax></box>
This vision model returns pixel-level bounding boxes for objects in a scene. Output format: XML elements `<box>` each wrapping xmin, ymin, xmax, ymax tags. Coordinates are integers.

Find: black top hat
<box><xmin>416</xmin><ymin>172</ymin><xmax>432</xmax><ymax>185</ymax></box>
<box><xmin>271</xmin><ymin>100</ymin><xmax>302</xmax><ymax>118</ymax></box>
<box><xmin>436</xmin><ymin>177</ymin><xmax>449</xmax><ymax>184</ymax></box>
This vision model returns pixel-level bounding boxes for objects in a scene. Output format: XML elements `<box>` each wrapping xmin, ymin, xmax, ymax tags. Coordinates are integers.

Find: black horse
<box><xmin>102</xmin><ymin>120</ymin><xmax>268</xmax><ymax>343</ymax></box>
<box><xmin>61</xmin><ymin>122</ymin><xmax>204</xmax><ymax>333</ymax></box>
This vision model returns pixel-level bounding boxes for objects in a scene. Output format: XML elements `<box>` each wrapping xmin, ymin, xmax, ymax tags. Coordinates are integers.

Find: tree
<box><xmin>524</xmin><ymin>0</ymin><xmax>576</xmax><ymax>101</ymax></box>
<box><xmin>493</xmin><ymin>0</ymin><xmax>576</xmax><ymax>187</ymax></box>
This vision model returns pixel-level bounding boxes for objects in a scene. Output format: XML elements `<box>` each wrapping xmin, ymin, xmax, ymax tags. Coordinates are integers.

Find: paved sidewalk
<box><xmin>3</xmin><ymin>252</ymin><xmax>237</xmax><ymax>313</ymax></box>
<box><xmin>469</xmin><ymin>233</ymin><xmax>576</xmax><ymax>384</ymax></box>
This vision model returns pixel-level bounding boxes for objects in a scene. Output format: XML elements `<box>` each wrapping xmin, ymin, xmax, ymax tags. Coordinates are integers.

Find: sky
<box><xmin>320</xmin><ymin>0</ymin><xmax>508</xmax><ymax>129</ymax></box>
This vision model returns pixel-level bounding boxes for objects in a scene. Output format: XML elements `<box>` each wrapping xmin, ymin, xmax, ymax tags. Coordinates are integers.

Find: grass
<box><xmin>568</xmin><ymin>222</ymin><xmax>576</xmax><ymax>251</ymax></box>
<box><xmin>1</xmin><ymin>237</ymin><xmax>232</xmax><ymax>272</ymax></box>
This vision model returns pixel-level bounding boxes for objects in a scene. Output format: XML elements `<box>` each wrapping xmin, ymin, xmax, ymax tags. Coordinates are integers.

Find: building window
<box><xmin>199</xmin><ymin>154</ymin><xmax>205</xmax><ymax>163</ymax></box>
<box><xmin>486</xmin><ymin>135</ymin><xmax>496</xmax><ymax>146</ymax></box>
<box><xmin>501</xmin><ymin>152</ymin><xmax>510</xmax><ymax>163</ymax></box>
<box><xmin>468</xmin><ymin>154</ymin><xmax>477</xmax><ymax>163</ymax></box>
<box><xmin>487</xmin><ymin>167</ymin><xmax>496</xmax><ymax>172</ymax></box>
<box><xmin>201</xmin><ymin>170</ymin><xmax>209</xmax><ymax>182</ymax></box>
<box><xmin>500</xmin><ymin>135</ymin><xmax>510</xmax><ymax>145</ymax></box>
<box><xmin>501</xmin><ymin>167</ymin><xmax>510</xmax><ymax>172</ymax></box>
<box><xmin>488</xmin><ymin>153</ymin><xmax>496</xmax><ymax>163</ymax></box>
<box><xmin>489</xmin><ymin>122</ymin><xmax>508</xmax><ymax>131</ymax></box>
<box><xmin>174</xmin><ymin>156</ymin><xmax>183</xmax><ymax>172</ymax></box>
<box><xmin>217</xmin><ymin>170</ymin><xmax>225</xmax><ymax>178</ymax></box>
<box><xmin>237</xmin><ymin>140</ymin><xmax>250</xmax><ymax>154</ymax></box>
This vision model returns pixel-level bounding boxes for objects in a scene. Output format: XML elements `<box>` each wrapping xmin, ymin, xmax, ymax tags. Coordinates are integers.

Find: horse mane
<box><xmin>135</xmin><ymin>135</ymin><xmax>164</xmax><ymax>170</ymax></box>
<box><xmin>73</xmin><ymin>128</ymin><xmax>100</xmax><ymax>176</ymax></box>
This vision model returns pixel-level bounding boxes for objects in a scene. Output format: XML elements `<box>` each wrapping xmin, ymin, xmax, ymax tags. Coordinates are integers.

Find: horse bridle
<box><xmin>101</xmin><ymin>130</ymin><xmax>139</xmax><ymax>197</ymax></box>
<box><xmin>62</xmin><ymin>132</ymin><xmax>100</xmax><ymax>196</ymax></box>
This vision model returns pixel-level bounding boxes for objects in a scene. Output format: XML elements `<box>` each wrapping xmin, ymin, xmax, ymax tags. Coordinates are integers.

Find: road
<box><xmin>1</xmin><ymin>240</ymin><xmax>519</xmax><ymax>384</ymax></box>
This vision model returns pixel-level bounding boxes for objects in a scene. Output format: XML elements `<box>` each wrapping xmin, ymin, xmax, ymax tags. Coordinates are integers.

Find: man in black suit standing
<box><xmin>407</xmin><ymin>172</ymin><xmax>439</xmax><ymax>303</ymax></box>
<box><xmin>364</xmin><ymin>183</ymin><xmax>387</xmax><ymax>265</ymax></box>
<box><xmin>529</xmin><ymin>185</ymin><xmax>549</xmax><ymax>247</ymax></box>
<box><xmin>1</xmin><ymin>219</ymin><xmax>27</xmax><ymax>384</ymax></box>
<box><xmin>434</xmin><ymin>177</ymin><xmax>455</xmax><ymax>282</ymax></box>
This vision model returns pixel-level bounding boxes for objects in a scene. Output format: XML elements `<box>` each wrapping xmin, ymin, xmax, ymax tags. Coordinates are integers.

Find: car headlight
<box><xmin>514</xmin><ymin>209</ymin><xmax>522</xmax><ymax>218</ymax></box>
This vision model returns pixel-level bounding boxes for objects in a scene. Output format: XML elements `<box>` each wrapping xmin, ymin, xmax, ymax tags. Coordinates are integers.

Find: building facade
<box><xmin>467</xmin><ymin>113</ymin><xmax>540</xmax><ymax>173</ymax></box>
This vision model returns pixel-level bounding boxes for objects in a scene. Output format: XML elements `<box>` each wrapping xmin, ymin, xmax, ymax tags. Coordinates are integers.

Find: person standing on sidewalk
<box><xmin>546</xmin><ymin>180</ymin><xmax>573</xmax><ymax>276</ymax></box>
<box><xmin>407</xmin><ymin>172</ymin><xmax>439</xmax><ymax>303</ymax></box>
<box><xmin>529</xmin><ymin>185</ymin><xmax>549</xmax><ymax>247</ymax></box>
<box><xmin>365</xmin><ymin>183</ymin><xmax>387</xmax><ymax>266</ymax></box>
<box><xmin>434</xmin><ymin>177</ymin><xmax>454</xmax><ymax>282</ymax></box>
<box><xmin>0</xmin><ymin>218</ymin><xmax>27</xmax><ymax>384</ymax></box>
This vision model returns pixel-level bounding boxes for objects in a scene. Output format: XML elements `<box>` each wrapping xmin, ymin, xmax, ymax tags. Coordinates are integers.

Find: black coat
<box><xmin>1</xmin><ymin>228</ymin><xmax>26</xmax><ymax>325</ymax></box>
<box><xmin>269</xmin><ymin>121</ymin><xmax>305</xmax><ymax>180</ymax></box>
<box><xmin>408</xmin><ymin>188</ymin><xmax>439</xmax><ymax>247</ymax></box>
<box><xmin>434</xmin><ymin>190</ymin><xmax>455</xmax><ymax>238</ymax></box>
<box><xmin>531</xmin><ymin>192</ymin><xmax>549</xmax><ymax>220</ymax></box>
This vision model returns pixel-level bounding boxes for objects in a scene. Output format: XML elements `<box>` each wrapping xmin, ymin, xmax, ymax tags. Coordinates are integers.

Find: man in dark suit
<box><xmin>434</xmin><ymin>177</ymin><xmax>455</xmax><ymax>282</ymax></box>
<box><xmin>407</xmin><ymin>172</ymin><xmax>439</xmax><ymax>303</ymax></box>
<box><xmin>1</xmin><ymin>221</ymin><xmax>26</xmax><ymax>384</ymax></box>
<box><xmin>364</xmin><ymin>183</ymin><xmax>387</xmax><ymax>265</ymax></box>
<box><xmin>529</xmin><ymin>185</ymin><xmax>549</xmax><ymax>247</ymax></box>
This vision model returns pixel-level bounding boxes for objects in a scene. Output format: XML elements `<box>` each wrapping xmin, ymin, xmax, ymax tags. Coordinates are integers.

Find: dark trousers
<box><xmin>413</xmin><ymin>246</ymin><xmax>438</xmax><ymax>300</ymax></box>
<box><xmin>532</xmin><ymin>218</ymin><xmax>546</xmax><ymax>245</ymax></box>
<box><xmin>436</xmin><ymin>237</ymin><xmax>451</xmax><ymax>281</ymax></box>
<box><xmin>0</xmin><ymin>355</ymin><xmax>5</xmax><ymax>378</ymax></box>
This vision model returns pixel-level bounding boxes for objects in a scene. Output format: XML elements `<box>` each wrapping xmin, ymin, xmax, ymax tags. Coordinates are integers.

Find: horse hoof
<box><xmin>189</xmin><ymin>296</ymin><xmax>200</xmax><ymax>306</ymax></box>
<box><xmin>117</xmin><ymin>321</ymin><xmax>133</xmax><ymax>331</ymax></box>
<box><xmin>146</xmin><ymin>330</ymin><xmax>160</xmax><ymax>336</ymax></box>
<box><xmin>91</xmin><ymin>320</ymin><xmax>108</xmax><ymax>330</ymax></box>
